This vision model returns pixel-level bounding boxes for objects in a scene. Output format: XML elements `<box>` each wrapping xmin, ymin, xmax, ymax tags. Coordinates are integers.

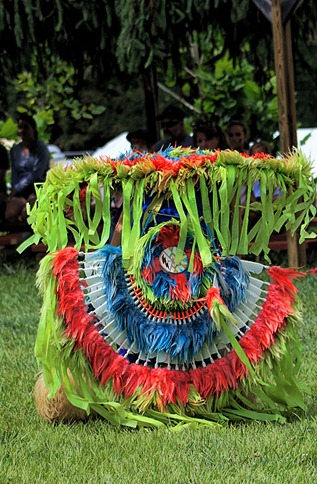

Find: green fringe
<box><xmin>18</xmin><ymin>149</ymin><xmax>316</xmax><ymax>259</ymax></box>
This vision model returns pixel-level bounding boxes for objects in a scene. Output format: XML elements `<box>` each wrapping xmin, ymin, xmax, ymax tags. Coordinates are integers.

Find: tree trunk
<box><xmin>272</xmin><ymin>0</ymin><xmax>299</xmax><ymax>266</ymax></box>
<box><xmin>142</xmin><ymin>66</ymin><xmax>160</xmax><ymax>142</ymax></box>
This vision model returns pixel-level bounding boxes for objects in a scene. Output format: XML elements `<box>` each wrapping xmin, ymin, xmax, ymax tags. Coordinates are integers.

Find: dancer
<box><xmin>28</xmin><ymin>147</ymin><xmax>316</xmax><ymax>427</ymax></box>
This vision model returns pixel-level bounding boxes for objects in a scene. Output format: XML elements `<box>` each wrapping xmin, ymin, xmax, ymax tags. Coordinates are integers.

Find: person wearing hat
<box><xmin>126</xmin><ymin>128</ymin><xmax>154</xmax><ymax>152</ymax></box>
<box><xmin>5</xmin><ymin>113</ymin><xmax>50</xmax><ymax>223</ymax></box>
<box><xmin>153</xmin><ymin>105</ymin><xmax>193</xmax><ymax>152</ymax></box>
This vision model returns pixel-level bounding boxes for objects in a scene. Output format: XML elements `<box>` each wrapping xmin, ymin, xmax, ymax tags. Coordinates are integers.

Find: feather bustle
<box><xmin>53</xmin><ymin>249</ymin><xmax>300</xmax><ymax>407</ymax></box>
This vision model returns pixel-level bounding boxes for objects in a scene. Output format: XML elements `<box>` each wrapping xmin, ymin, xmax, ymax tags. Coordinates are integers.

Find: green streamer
<box><xmin>212</xmin><ymin>174</ymin><xmax>226</xmax><ymax>251</ymax></box>
<box><xmin>218</xmin><ymin>167</ymin><xmax>230</xmax><ymax>251</ymax></box>
<box><xmin>199</xmin><ymin>174</ymin><xmax>214</xmax><ymax>238</ymax></box>
<box><xmin>237</xmin><ymin>172</ymin><xmax>253</xmax><ymax>254</ymax></box>
<box><xmin>230</xmin><ymin>169</ymin><xmax>243</xmax><ymax>254</ymax></box>
<box><xmin>86</xmin><ymin>172</ymin><xmax>103</xmax><ymax>238</ymax></box>
<box><xmin>129</xmin><ymin>178</ymin><xmax>145</xmax><ymax>257</ymax></box>
<box><xmin>18</xmin><ymin>151</ymin><xmax>316</xmax><ymax>259</ymax></box>
<box><xmin>57</xmin><ymin>193</ymin><xmax>68</xmax><ymax>248</ymax></box>
<box><xmin>221</xmin><ymin>319</ymin><xmax>255</xmax><ymax>378</ymax></box>
<box><xmin>17</xmin><ymin>233</ymin><xmax>40</xmax><ymax>253</ymax></box>
<box><xmin>121</xmin><ymin>178</ymin><xmax>134</xmax><ymax>268</ymax></box>
<box><xmin>181</xmin><ymin>178</ymin><xmax>212</xmax><ymax>267</ymax></box>
<box><xmin>272</xmin><ymin>174</ymin><xmax>287</xmax><ymax>231</ymax></box>
<box><xmin>72</xmin><ymin>184</ymin><xmax>89</xmax><ymax>249</ymax></box>
<box><xmin>95</xmin><ymin>178</ymin><xmax>111</xmax><ymax>248</ymax></box>
<box><xmin>170</xmin><ymin>180</ymin><xmax>188</xmax><ymax>264</ymax></box>
<box><xmin>188</xmin><ymin>235</ymin><xmax>196</xmax><ymax>273</ymax></box>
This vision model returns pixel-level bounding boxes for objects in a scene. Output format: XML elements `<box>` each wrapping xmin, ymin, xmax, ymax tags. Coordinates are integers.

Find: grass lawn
<box><xmin>1</xmin><ymin>251</ymin><xmax>317</xmax><ymax>484</ymax></box>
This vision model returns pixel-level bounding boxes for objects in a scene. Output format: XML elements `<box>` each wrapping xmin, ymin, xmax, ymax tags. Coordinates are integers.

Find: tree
<box><xmin>157</xmin><ymin>32</ymin><xmax>279</xmax><ymax>146</ymax></box>
<box><xmin>13</xmin><ymin>55</ymin><xmax>107</xmax><ymax>141</ymax></box>
<box><xmin>0</xmin><ymin>0</ymin><xmax>121</xmax><ymax>119</ymax></box>
<box><xmin>2</xmin><ymin>1</ymin><xmax>317</xmax><ymax>88</ymax></box>
<box><xmin>1</xmin><ymin>0</ymin><xmax>317</xmax><ymax>146</ymax></box>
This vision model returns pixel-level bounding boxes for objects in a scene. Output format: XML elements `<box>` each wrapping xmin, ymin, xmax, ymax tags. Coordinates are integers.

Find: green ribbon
<box><xmin>199</xmin><ymin>174</ymin><xmax>214</xmax><ymax>239</ymax></box>
<box><xmin>86</xmin><ymin>172</ymin><xmax>102</xmax><ymax>239</ymax></box>
<box><xmin>211</xmin><ymin>172</ymin><xmax>226</xmax><ymax>252</ymax></box>
<box><xmin>181</xmin><ymin>178</ymin><xmax>212</xmax><ymax>267</ymax></box>
<box><xmin>221</xmin><ymin>319</ymin><xmax>256</xmax><ymax>378</ymax></box>
<box><xmin>218</xmin><ymin>167</ymin><xmax>230</xmax><ymax>251</ymax></box>
<box><xmin>97</xmin><ymin>178</ymin><xmax>111</xmax><ymax>247</ymax></box>
<box><xmin>188</xmin><ymin>235</ymin><xmax>196</xmax><ymax>273</ymax></box>
<box><xmin>223</xmin><ymin>164</ymin><xmax>240</xmax><ymax>254</ymax></box>
<box><xmin>170</xmin><ymin>180</ymin><xmax>188</xmax><ymax>265</ymax></box>
<box><xmin>237</xmin><ymin>171</ymin><xmax>253</xmax><ymax>254</ymax></box>
<box><xmin>121</xmin><ymin>178</ymin><xmax>134</xmax><ymax>268</ymax></box>
<box><xmin>129</xmin><ymin>178</ymin><xmax>145</xmax><ymax>256</ymax></box>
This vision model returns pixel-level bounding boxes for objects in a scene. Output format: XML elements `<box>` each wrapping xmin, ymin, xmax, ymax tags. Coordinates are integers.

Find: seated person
<box><xmin>153</xmin><ymin>105</ymin><xmax>193</xmax><ymax>151</ymax></box>
<box><xmin>226</xmin><ymin>119</ymin><xmax>250</xmax><ymax>153</ymax></box>
<box><xmin>126</xmin><ymin>128</ymin><xmax>154</xmax><ymax>152</ymax></box>
<box><xmin>250</xmin><ymin>141</ymin><xmax>272</xmax><ymax>156</ymax></box>
<box><xmin>193</xmin><ymin>118</ymin><xmax>228</xmax><ymax>150</ymax></box>
<box><xmin>5</xmin><ymin>114</ymin><xmax>50</xmax><ymax>223</ymax></box>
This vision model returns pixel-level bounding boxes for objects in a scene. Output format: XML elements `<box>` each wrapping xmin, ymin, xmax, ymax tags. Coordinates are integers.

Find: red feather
<box><xmin>169</xmin><ymin>273</ymin><xmax>191</xmax><ymax>302</ymax></box>
<box><xmin>268</xmin><ymin>266</ymin><xmax>304</xmax><ymax>294</ymax></box>
<box><xmin>156</xmin><ymin>225</ymin><xmax>180</xmax><ymax>248</ymax></box>
<box><xmin>52</xmin><ymin>248</ymin><xmax>300</xmax><ymax>406</ymax></box>
<box><xmin>141</xmin><ymin>266</ymin><xmax>155</xmax><ymax>284</ymax></box>
<box><xmin>206</xmin><ymin>286</ymin><xmax>226</xmax><ymax>311</ymax></box>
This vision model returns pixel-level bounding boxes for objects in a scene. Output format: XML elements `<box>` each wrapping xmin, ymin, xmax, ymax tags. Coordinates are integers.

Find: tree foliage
<box><xmin>158</xmin><ymin>32</ymin><xmax>279</xmax><ymax>146</ymax></box>
<box><xmin>114</xmin><ymin>0</ymin><xmax>317</xmax><ymax>77</ymax></box>
<box><xmin>1</xmin><ymin>0</ymin><xmax>317</xmax><ymax>84</ymax></box>
<box><xmin>1</xmin><ymin>0</ymin><xmax>317</xmax><ymax>148</ymax></box>
<box><xmin>0</xmin><ymin>0</ymin><xmax>119</xmax><ymax>78</ymax></box>
<box><xmin>13</xmin><ymin>54</ymin><xmax>106</xmax><ymax>142</ymax></box>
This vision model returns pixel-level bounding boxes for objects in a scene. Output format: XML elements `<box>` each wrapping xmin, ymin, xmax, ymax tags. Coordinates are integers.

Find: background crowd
<box><xmin>126</xmin><ymin>104</ymin><xmax>272</xmax><ymax>156</ymax></box>
<box><xmin>0</xmin><ymin>105</ymin><xmax>272</xmax><ymax>224</ymax></box>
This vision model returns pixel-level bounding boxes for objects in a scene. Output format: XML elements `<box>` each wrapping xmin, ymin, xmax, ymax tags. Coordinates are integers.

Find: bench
<box><xmin>0</xmin><ymin>222</ymin><xmax>47</xmax><ymax>253</ymax></box>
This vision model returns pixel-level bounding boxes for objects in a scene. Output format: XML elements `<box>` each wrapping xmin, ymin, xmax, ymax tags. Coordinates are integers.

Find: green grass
<box><xmin>1</xmin><ymin>252</ymin><xmax>317</xmax><ymax>484</ymax></box>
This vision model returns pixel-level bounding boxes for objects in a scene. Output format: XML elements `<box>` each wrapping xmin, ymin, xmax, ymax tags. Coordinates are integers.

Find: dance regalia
<box><xmin>24</xmin><ymin>148</ymin><xmax>316</xmax><ymax>428</ymax></box>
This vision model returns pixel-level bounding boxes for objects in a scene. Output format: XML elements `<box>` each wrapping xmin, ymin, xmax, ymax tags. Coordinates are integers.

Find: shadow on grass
<box><xmin>0</xmin><ymin>248</ymin><xmax>41</xmax><ymax>274</ymax></box>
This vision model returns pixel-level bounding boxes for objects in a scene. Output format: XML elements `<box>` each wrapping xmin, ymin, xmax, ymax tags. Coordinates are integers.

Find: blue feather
<box><xmin>218</xmin><ymin>256</ymin><xmax>249</xmax><ymax>312</ymax></box>
<box><xmin>85</xmin><ymin>245</ymin><xmax>219</xmax><ymax>363</ymax></box>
